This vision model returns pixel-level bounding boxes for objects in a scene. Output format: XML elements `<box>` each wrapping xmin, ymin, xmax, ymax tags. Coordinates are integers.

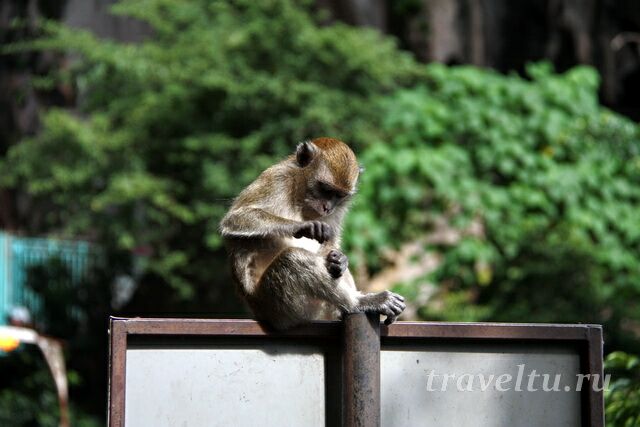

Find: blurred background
<box><xmin>0</xmin><ymin>0</ymin><xmax>639</xmax><ymax>425</ymax></box>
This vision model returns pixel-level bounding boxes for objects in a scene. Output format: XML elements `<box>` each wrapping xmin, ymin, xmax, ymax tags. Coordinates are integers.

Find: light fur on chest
<box><xmin>284</xmin><ymin>236</ymin><xmax>322</xmax><ymax>253</ymax></box>
<box><xmin>246</xmin><ymin>236</ymin><xmax>322</xmax><ymax>291</ymax></box>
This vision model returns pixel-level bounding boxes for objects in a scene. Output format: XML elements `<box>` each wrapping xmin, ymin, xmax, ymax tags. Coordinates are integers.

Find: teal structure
<box><xmin>0</xmin><ymin>231</ymin><xmax>92</xmax><ymax>326</ymax></box>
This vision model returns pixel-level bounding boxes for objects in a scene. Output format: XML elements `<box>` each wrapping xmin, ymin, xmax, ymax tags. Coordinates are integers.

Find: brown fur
<box><xmin>220</xmin><ymin>138</ymin><xmax>405</xmax><ymax>330</ymax></box>
<box><xmin>311</xmin><ymin>137</ymin><xmax>359</xmax><ymax>191</ymax></box>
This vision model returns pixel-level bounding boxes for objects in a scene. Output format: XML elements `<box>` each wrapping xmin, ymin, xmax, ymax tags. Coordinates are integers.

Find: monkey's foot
<box><xmin>326</xmin><ymin>249</ymin><xmax>348</xmax><ymax>278</ymax></box>
<box><xmin>358</xmin><ymin>291</ymin><xmax>406</xmax><ymax>325</ymax></box>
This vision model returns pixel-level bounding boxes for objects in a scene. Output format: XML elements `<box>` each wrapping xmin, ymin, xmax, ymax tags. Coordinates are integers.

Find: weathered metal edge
<box><xmin>381</xmin><ymin>321</ymin><xmax>601</xmax><ymax>340</ymax></box>
<box><xmin>113</xmin><ymin>317</ymin><xmax>600</xmax><ymax>341</ymax></box>
<box><xmin>107</xmin><ymin>318</ymin><xmax>127</xmax><ymax>427</ymax></box>
<box><xmin>107</xmin><ymin>317</ymin><xmax>604</xmax><ymax>427</ymax></box>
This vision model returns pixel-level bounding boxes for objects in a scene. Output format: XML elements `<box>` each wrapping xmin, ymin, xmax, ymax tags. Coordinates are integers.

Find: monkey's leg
<box><xmin>320</xmin><ymin>247</ymin><xmax>405</xmax><ymax>323</ymax></box>
<box><xmin>356</xmin><ymin>290</ymin><xmax>406</xmax><ymax>325</ymax></box>
<box><xmin>249</xmin><ymin>247</ymin><xmax>358</xmax><ymax>329</ymax></box>
<box><xmin>250</xmin><ymin>247</ymin><xmax>404</xmax><ymax>329</ymax></box>
<box><xmin>336</xmin><ymin>268</ymin><xmax>405</xmax><ymax>324</ymax></box>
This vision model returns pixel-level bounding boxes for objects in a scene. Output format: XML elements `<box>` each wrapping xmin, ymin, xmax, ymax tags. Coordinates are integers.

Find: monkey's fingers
<box><xmin>313</xmin><ymin>222</ymin><xmax>331</xmax><ymax>243</ymax></box>
<box><xmin>294</xmin><ymin>221</ymin><xmax>319</xmax><ymax>240</ymax></box>
<box><xmin>293</xmin><ymin>226</ymin><xmax>307</xmax><ymax>239</ymax></box>
<box><xmin>326</xmin><ymin>249</ymin><xmax>348</xmax><ymax>278</ymax></box>
<box><xmin>295</xmin><ymin>221</ymin><xmax>334</xmax><ymax>243</ymax></box>
<box><xmin>320</xmin><ymin>223</ymin><xmax>334</xmax><ymax>243</ymax></box>
<box><xmin>327</xmin><ymin>249</ymin><xmax>347</xmax><ymax>263</ymax></box>
<box><xmin>310</xmin><ymin>222</ymin><xmax>320</xmax><ymax>239</ymax></box>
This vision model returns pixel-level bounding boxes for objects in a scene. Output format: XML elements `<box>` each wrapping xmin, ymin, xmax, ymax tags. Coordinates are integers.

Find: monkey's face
<box><xmin>305</xmin><ymin>180</ymin><xmax>352</xmax><ymax>217</ymax></box>
<box><xmin>295</xmin><ymin>138</ymin><xmax>360</xmax><ymax>218</ymax></box>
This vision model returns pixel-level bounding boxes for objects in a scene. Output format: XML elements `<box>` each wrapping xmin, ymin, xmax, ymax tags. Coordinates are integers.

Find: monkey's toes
<box><xmin>384</xmin><ymin>314</ymin><xmax>398</xmax><ymax>325</ymax></box>
<box><xmin>379</xmin><ymin>291</ymin><xmax>406</xmax><ymax>317</ymax></box>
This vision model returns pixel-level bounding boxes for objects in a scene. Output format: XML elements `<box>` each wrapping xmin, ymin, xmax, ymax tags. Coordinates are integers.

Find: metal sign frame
<box><xmin>108</xmin><ymin>315</ymin><xmax>603</xmax><ymax>427</ymax></box>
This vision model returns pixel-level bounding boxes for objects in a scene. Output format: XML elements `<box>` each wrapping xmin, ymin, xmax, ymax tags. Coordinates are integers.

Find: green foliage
<box><xmin>2</xmin><ymin>0</ymin><xmax>640</xmax><ymax>419</ymax></box>
<box><xmin>1</xmin><ymin>0</ymin><xmax>421</xmax><ymax>305</ymax></box>
<box><xmin>0</xmin><ymin>3</ymin><xmax>421</xmax><ymax>420</ymax></box>
<box><xmin>345</xmin><ymin>63</ymin><xmax>640</xmax><ymax>350</ymax></box>
<box><xmin>605</xmin><ymin>351</ymin><xmax>640</xmax><ymax>426</ymax></box>
<box><xmin>0</xmin><ymin>347</ymin><xmax>59</xmax><ymax>427</ymax></box>
<box><xmin>0</xmin><ymin>347</ymin><xmax>101</xmax><ymax>427</ymax></box>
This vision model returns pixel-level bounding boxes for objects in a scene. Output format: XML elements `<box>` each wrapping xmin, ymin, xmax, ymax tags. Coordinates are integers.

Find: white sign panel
<box><xmin>382</xmin><ymin>344</ymin><xmax>582</xmax><ymax>427</ymax></box>
<box><xmin>125</xmin><ymin>343</ymin><xmax>328</xmax><ymax>427</ymax></box>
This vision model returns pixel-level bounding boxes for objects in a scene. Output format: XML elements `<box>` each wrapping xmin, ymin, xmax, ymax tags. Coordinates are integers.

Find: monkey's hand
<box><xmin>293</xmin><ymin>221</ymin><xmax>334</xmax><ymax>243</ymax></box>
<box><xmin>326</xmin><ymin>249</ymin><xmax>348</xmax><ymax>278</ymax></box>
<box><xmin>358</xmin><ymin>291</ymin><xmax>406</xmax><ymax>325</ymax></box>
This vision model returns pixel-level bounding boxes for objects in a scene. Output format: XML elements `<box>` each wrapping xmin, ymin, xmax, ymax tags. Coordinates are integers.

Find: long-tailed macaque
<box><xmin>220</xmin><ymin>137</ymin><xmax>405</xmax><ymax>330</ymax></box>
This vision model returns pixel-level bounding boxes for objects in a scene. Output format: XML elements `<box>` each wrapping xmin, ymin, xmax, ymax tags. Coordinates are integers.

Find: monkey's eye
<box><xmin>317</xmin><ymin>182</ymin><xmax>345</xmax><ymax>200</ymax></box>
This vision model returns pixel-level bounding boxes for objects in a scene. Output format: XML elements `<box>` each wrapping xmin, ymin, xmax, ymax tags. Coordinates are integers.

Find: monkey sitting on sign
<box><xmin>220</xmin><ymin>137</ymin><xmax>405</xmax><ymax>330</ymax></box>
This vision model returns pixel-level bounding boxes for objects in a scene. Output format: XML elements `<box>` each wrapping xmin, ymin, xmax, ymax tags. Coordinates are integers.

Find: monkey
<box><xmin>219</xmin><ymin>137</ymin><xmax>406</xmax><ymax>330</ymax></box>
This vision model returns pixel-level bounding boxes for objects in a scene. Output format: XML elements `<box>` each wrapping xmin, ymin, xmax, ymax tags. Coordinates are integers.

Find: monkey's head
<box><xmin>294</xmin><ymin>137</ymin><xmax>360</xmax><ymax>219</ymax></box>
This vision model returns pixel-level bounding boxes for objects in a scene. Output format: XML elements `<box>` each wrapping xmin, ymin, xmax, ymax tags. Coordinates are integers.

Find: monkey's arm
<box><xmin>220</xmin><ymin>208</ymin><xmax>302</xmax><ymax>239</ymax></box>
<box><xmin>221</xmin><ymin>208</ymin><xmax>335</xmax><ymax>243</ymax></box>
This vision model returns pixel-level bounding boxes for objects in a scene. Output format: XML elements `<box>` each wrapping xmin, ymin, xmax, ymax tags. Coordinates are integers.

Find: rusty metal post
<box><xmin>343</xmin><ymin>312</ymin><xmax>380</xmax><ymax>427</ymax></box>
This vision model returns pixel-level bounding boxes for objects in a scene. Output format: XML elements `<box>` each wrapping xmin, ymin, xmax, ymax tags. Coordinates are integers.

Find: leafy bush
<box><xmin>0</xmin><ymin>346</ymin><xmax>61</xmax><ymax>427</ymax></box>
<box><xmin>3</xmin><ymin>0</ymin><xmax>638</xmax><ymax>421</ymax></box>
<box><xmin>605</xmin><ymin>351</ymin><xmax>640</xmax><ymax>426</ymax></box>
<box><xmin>3</xmin><ymin>0</ymin><xmax>639</xmax><ymax>347</ymax></box>
<box><xmin>0</xmin><ymin>347</ymin><xmax>101</xmax><ymax>427</ymax></box>
<box><xmin>345</xmin><ymin>63</ymin><xmax>640</xmax><ymax>350</ymax></box>
<box><xmin>1</xmin><ymin>0</ymin><xmax>421</xmax><ymax>309</ymax></box>
<box><xmin>0</xmin><ymin>3</ymin><xmax>422</xmax><ymax>420</ymax></box>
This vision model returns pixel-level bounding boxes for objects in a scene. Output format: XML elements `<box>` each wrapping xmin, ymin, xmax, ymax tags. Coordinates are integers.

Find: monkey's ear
<box><xmin>295</xmin><ymin>141</ymin><xmax>317</xmax><ymax>167</ymax></box>
<box><xmin>358</xmin><ymin>164</ymin><xmax>365</xmax><ymax>174</ymax></box>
